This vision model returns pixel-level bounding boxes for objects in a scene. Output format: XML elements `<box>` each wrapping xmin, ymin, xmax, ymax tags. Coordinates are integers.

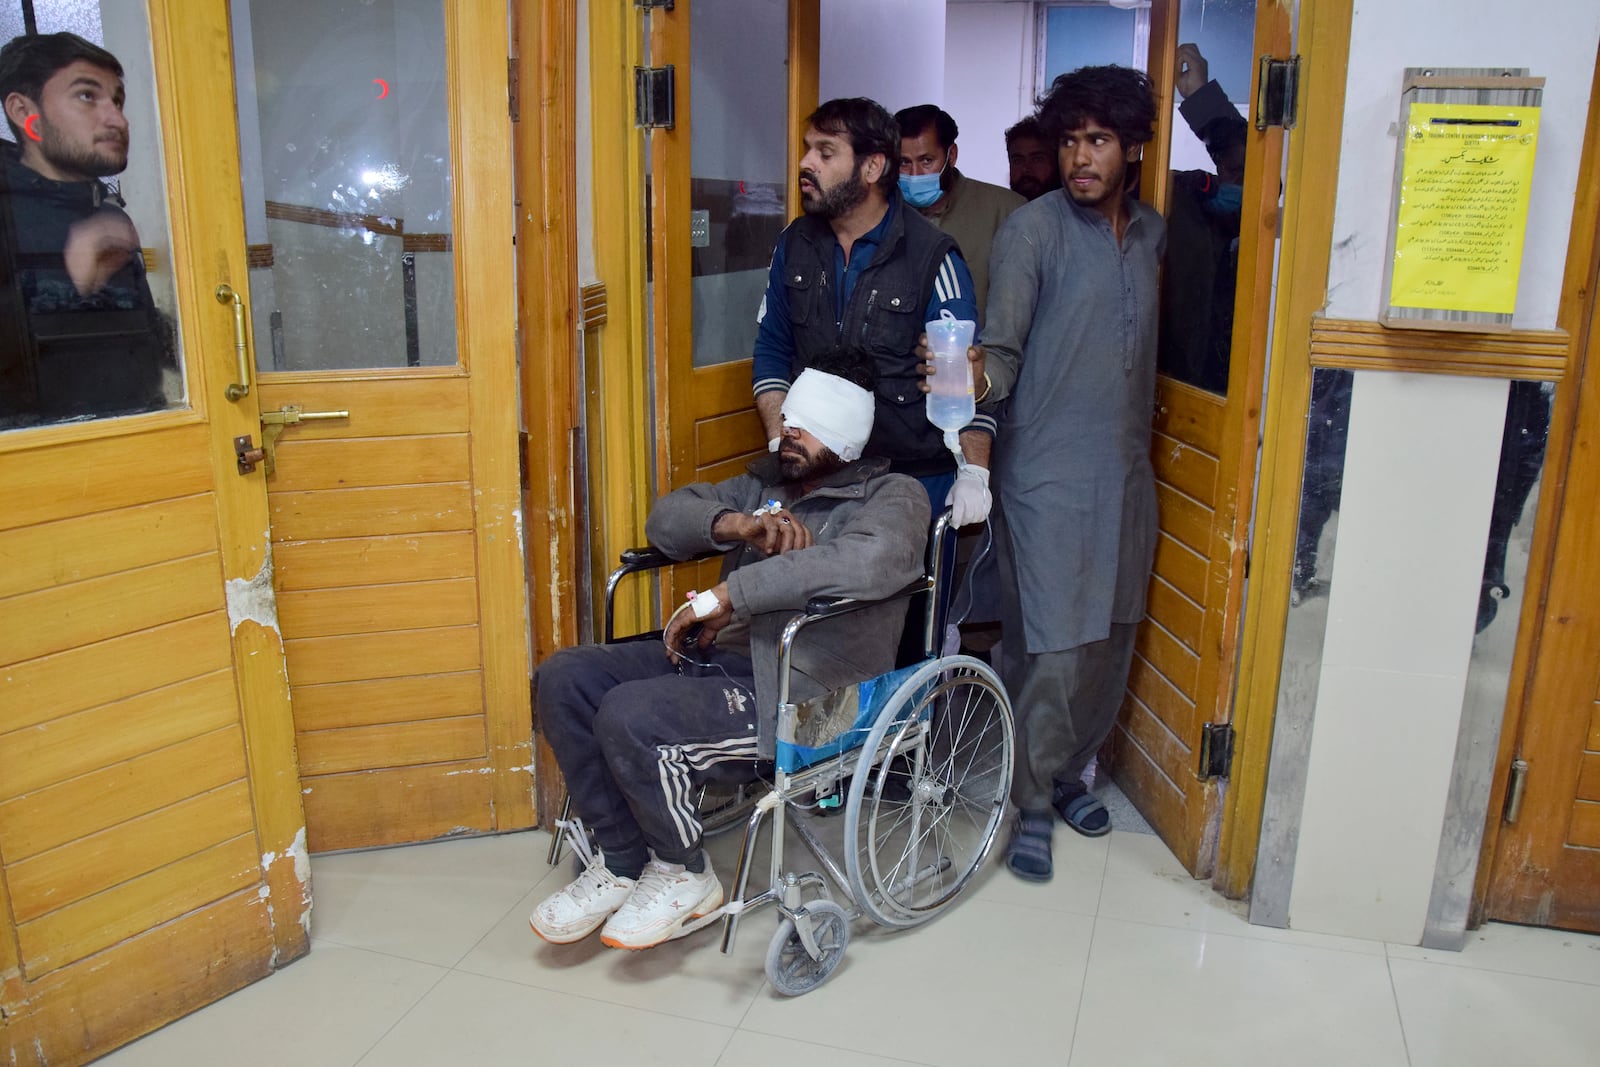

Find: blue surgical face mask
<box><xmin>1207</xmin><ymin>182</ymin><xmax>1243</xmax><ymax>215</ymax></box>
<box><xmin>899</xmin><ymin>167</ymin><xmax>945</xmax><ymax>208</ymax></box>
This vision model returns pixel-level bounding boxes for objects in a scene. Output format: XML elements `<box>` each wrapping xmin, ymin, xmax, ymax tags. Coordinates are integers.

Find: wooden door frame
<box><xmin>1214</xmin><ymin>0</ymin><xmax>1357</xmax><ymax>898</ymax></box>
<box><xmin>513</xmin><ymin>0</ymin><xmax>581</xmax><ymax>825</ymax></box>
<box><xmin>1474</xmin><ymin>53</ymin><xmax>1600</xmax><ymax>924</ymax></box>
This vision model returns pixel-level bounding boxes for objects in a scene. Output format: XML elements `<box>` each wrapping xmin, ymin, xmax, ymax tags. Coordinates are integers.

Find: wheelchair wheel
<box><xmin>764</xmin><ymin>899</ymin><xmax>850</xmax><ymax>996</ymax></box>
<box><xmin>698</xmin><ymin>781</ymin><xmax>763</xmax><ymax>838</ymax></box>
<box><xmin>843</xmin><ymin>656</ymin><xmax>1013</xmax><ymax>928</ymax></box>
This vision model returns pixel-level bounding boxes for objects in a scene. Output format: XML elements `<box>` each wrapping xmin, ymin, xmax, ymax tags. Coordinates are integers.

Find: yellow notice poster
<box><xmin>1390</xmin><ymin>103</ymin><xmax>1540</xmax><ymax>315</ymax></box>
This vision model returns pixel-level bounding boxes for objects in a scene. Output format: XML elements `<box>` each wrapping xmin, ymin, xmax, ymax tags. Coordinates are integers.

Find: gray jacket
<box><xmin>646</xmin><ymin>454</ymin><xmax>931</xmax><ymax>756</ymax></box>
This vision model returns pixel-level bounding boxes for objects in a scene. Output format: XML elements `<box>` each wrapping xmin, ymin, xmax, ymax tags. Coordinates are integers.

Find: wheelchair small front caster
<box><xmin>764</xmin><ymin>899</ymin><xmax>850</xmax><ymax>996</ymax></box>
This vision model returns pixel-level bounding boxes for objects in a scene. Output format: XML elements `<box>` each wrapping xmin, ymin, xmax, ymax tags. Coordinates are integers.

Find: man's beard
<box><xmin>1012</xmin><ymin>174</ymin><xmax>1060</xmax><ymax>201</ymax></box>
<box><xmin>40</xmin><ymin>124</ymin><xmax>128</xmax><ymax>179</ymax></box>
<box><xmin>799</xmin><ymin>166</ymin><xmax>869</xmax><ymax>219</ymax></box>
<box><xmin>1065</xmin><ymin>161</ymin><xmax>1125</xmax><ymax>208</ymax></box>
<box><xmin>778</xmin><ymin>440</ymin><xmax>846</xmax><ymax>483</ymax></box>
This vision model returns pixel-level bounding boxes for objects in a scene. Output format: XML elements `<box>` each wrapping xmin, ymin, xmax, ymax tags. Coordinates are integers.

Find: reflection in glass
<box><xmin>1156</xmin><ymin>0</ymin><xmax>1256</xmax><ymax>395</ymax></box>
<box><xmin>232</xmin><ymin>0</ymin><xmax>456</xmax><ymax>372</ymax></box>
<box><xmin>688</xmin><ymin>0</ymin><xmax>787</xmax><ymax>368</ymax></box>
<box><xmin>1</xmin><ymin>10</ymin><xmax>184</xmax><ymax>431</ymax></box>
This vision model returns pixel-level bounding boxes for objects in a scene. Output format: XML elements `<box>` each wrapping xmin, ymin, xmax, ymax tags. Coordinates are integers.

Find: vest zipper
<box><xmin>859</xmin><ymin>288</ymin><xmax>878</xmax><ymax>345</ymax></box>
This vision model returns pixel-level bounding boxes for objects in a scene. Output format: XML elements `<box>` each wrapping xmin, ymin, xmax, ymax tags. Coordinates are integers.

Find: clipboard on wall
<box><xmin>1380</xmin><ymin>68</ymin><xmax>1544</xmax><ymax>332</ymax></box>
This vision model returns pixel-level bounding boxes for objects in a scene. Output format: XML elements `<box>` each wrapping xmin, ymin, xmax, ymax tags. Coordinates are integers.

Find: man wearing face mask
<box><xmin>894</xmin><ymin>105</ymin><xmax>1023</xmax><ymax>325</ymax></box>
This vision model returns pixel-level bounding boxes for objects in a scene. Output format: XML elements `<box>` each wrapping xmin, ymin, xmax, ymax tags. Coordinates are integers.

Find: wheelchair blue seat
<box><xmin>775</xmin><ymin>660</ymin><xmax>931</xmax><ymax>773</ymax></box>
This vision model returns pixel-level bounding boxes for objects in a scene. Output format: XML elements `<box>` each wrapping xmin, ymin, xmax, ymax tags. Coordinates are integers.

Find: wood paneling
<box><xmin>300</xmin><ymin>760</ymin><xmax>496</xmax><ymax>852</ymax></box>
<box><xmin>1577</xmin><ymin>751</ymin><xmax>1600</xmax><ymax>803</ymax></box>
<box><xmin>1146</xmin><ymin>575</ymin><xmax>1204</xmax><ymax>655</ymax></box>
<box><xmin>1119</xmin><ymin>688</ymin><xmax>1190</xmax><ymax>790</ymax></box>
<box><xmin>283</xmin><ymin>624</ymin><xmax>482</xmax><ymax>687</ymax></box>
<box><xmin>1570</xmin><ymin>802</ymin><xmax>1600</xmax><ymax>850</ymax></box>
<box><xmin>268</xmin><ymin>483</ymin><xmax>475</xmax><ymax>540</ymax></box>
<box><xmin>0</xmin><ymin>670</ymin><xmax>237</xmax><ymax>799</ymax></box>
<box><xmin>291</xmin><ymin>672</ymin><xmax>483</xmax><ymax>731</ymax></box>
<box><xmin>1153</xmin><ymin>532</ymin><xmax>1208</xmax><ymax>606</ymax></box>
<box><xmin>1588</xmin><ymin>703</ymin><xmax>1600</xmax><ymax>751</ymax></box>
<box><xmin>8</xmin><ymin>781</ymin><xmax>254</xmax><ymax>924</ymax></box>
<box><xmin>1309</xmin><ymin>317</ymin><xmax>1570</xmax><ymax>381</ymax></box>
<box><xmin>0</xmin><ymin>494</ymin><xmax>217</xmax><ymax>599</ymax></box>
<box><xmin>297</xmin><ymin>716</ymin><xmax>487</xmax><ymax>776</ymax></box>
<box><xmin>696</xmin><ymin>409</ymin><xmax>765</xmax><ymax>466</ymax></box>
<box><xmin>1135</xmin><ymin>617</ymin><xmax>1200</xmax><ymax>699</ymax></box>
<box><xmin>273</xmin><ymin>530</ymin><xmax>476</xmax><ymax>590</ymax></box>
<box><xmin>0</xmin><ymin>612</ymin><xmax>232</xmax><ymax>733</ymax></box>
<box><xmin>16</xmin><ymin>834</ymin><xmax>261</xmax><ymax>977</ymax></box>
<box><xmin>276</xmin><ymin>577</ymin><xmax>480</xmax><ymax>638</ymax></box>
<box><xmin>0</xmin><ymin>728</ymin><xmax>246</xmax><ymax>861</ymax></box>
<box><xmin>0</xmin><ymin>423</ymin><xmax>211</xmax><ymax>531</ymax></box>
<box><xmin>698</xmin><ymin>452</ymin><xmax>761</xmax><ymax>486</ymax></box>
<box><xmin>267</xmin><ymin>435</ymin><xmax>472</xmax><ymax>493</ymax></box>
<box><xmin>1127</xmin><ymin>652</ymin><xmax>1196</xmax><ymax>743</ymax></box>
<box><xmin>1152</xmin><ymin>430</ymin><xmax>1219</xmax><ymax>507</ymax></box>
<box><xmin>5</xmin><ymin>891</ymin><xmax>276</xmax><ymax>1066</ymax></box>
<box><xmin>1155</xmin><ymin>481</ymin><xmax>1214</xmax><ymax>557</ymax></box>
<box><xmin>1154</xmin><ymin>379</ymin><xmax>1225</xmax><ymax>451</ymax></box>
<box><xmin>1</xmin><ymin>554</ymin><xmax>224</xmax><ymax>665</ymax></box>
<box><xmin>257</xmin><ymin>376</ymin><xmax>470</xmax><ymax>438</ymax></box>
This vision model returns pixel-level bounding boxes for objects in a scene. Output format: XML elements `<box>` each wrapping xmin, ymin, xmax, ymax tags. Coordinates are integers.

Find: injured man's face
<box><xmin>777</xmin><ymin>425</ymin><xmax>846</xmax><ymax>484</ymax></box>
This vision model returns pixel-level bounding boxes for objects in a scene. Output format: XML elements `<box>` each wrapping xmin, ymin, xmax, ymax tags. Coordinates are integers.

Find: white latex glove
<box><xmin>945</xmin><ymin>464</ymin><xmax>991</xmax><ymax>527</ymax></box>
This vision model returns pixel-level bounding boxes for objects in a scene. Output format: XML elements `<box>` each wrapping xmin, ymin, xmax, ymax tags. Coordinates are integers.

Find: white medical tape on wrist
<box><xmin>690</xmin><ymin>589</ymin><xmax>721</xmax><ymax>619</ymax></box>
<box><xmin>779</xmin><ymin>369</ymin><xmax>875</xmax><ymax>462</ymax></box>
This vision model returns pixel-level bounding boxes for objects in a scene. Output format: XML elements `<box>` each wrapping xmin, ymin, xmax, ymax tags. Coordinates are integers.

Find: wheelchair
<box><xmin>545</xmin><ymin>510</ymin><xmax>1016</xmax><ymax>995</ymax></box>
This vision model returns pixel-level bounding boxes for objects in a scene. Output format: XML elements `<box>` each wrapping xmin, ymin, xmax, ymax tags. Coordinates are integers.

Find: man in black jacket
<box><xmin>1</xmin><ymin>31</ymin><xmax>172</xmax><ymax>428</ymax></box>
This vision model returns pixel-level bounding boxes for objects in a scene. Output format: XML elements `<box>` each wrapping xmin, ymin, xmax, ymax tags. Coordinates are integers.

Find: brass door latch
<box><xmin>237</xmin><ymin>405</ymin><xmax>351</xmax><ymax>476</ymax></box>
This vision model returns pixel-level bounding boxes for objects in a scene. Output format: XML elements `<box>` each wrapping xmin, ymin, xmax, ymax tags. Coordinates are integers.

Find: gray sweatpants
<box><xmin>997</xmin><ymin>621</ymin><xmax>1139</xmax><ymax>810</ymax></box>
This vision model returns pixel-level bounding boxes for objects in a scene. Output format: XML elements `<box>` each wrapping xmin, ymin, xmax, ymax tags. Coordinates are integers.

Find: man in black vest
<box><xmin>752</xmin><ymin>97</ymin><xmax>992</xmax><ymax>528</ymax></box>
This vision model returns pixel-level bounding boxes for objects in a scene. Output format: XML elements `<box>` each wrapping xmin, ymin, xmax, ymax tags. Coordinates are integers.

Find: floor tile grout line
<box><xmin>1089</xmin><ymin>911</ymin><xmax>1393</xmax><ymax>958</ymax></box>
<box><xmin>348</xmin><ymin>958</ymin><xmax>455</xmax><ymax>1067</ymax></box>
<box><xmin>1383</xmin><ymin>943</ymin><xmax>1415</xmax><ymax>1067</ymax></box>
<box><xmin>1064</xmin><ymin>913</ymin><xmax>1102</xmax><ymax>1067</ymax></box>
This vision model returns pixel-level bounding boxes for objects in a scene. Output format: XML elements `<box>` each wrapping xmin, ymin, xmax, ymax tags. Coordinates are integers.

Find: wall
<box><xmin>1272</xmin><ymin>0</ymin><xmax>1600</xmax><ymax>944</ymax></box>
<box><xmin>820</xmin><ymin>0</ymin><xmax>946</xmax><ymax>112</ymax></box>
<box><xmin>943</xmin><ymin>1</ymin><xmax>1034</xmax><ymax>188</ymax></box>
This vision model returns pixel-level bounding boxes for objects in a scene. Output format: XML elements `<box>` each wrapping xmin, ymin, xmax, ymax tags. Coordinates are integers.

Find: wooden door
<box><xmin>232</xmin><ymin>0</ymin><xmax>532</xmax><ymax>852</ymax></box>
<box><xmin>648</xmin><ymin>0</ymin><xmax>818</xmax><ymax>598</ymax></box>
<box><xmin>1100</xmin><ymin>0</ymin><xmax>1291</xmax><ymax>876</ymax></box>
<box><xmin>1483</xmin><ymin>248</ymin><xmax>1600</xmax><ymax>932</ymax></box>
<box><xmin>0</xmin><ymin>4</ymin><xmax>306</xmax><ymax>1062</ymax></box>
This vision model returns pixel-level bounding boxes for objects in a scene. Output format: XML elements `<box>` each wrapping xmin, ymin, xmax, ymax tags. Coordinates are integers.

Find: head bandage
<box><xmin>781</xmin><ymin>369</ymin><xmax>875</xmax><ymax>463</ymax></box>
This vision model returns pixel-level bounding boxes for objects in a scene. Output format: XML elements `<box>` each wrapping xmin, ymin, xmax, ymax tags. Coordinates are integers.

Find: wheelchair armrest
<box><xmin>803</xmin><ymin>578</ymin><xmax>929</xmax><ymax>618</ymax></box>
<box><xmin>618</xmin><ymin>546</ymin><xmax>674</xmax><ymax>569</ymax></box>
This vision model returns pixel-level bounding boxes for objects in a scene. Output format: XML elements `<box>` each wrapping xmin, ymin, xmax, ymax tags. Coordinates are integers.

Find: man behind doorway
<box><xmin>976</xmin><ymin>66</ymin><xmax>1164</xmax><ymax>882</ymax></box>
<box><xmin>752</xmin><ymin>97</ymin><xmax>993</xmax><ymax>529</ymax></box>
<box><xmin>894</xmin><ymin>103</ymin><xmax>1024</xmax><ymax>324</ymax></box>
<box><xmin>1003</xmin><ymin>114</ymin><xmax>1062</xmax><ymax>202</ymax></box>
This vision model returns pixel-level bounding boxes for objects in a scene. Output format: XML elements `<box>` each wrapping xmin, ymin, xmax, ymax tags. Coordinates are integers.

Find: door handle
<box><xmin>255</xmin><ymin>405</ymin><xmax>351</xmax><ymax>476</ymax></box>
<box><xmin>216</xmin><ymin>284</ymin><xmax>252</xmax><ymax>401</ymax></box>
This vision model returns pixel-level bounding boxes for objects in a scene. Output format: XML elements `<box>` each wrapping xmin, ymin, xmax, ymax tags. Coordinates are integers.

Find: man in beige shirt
<box><xmin>894</xmin><ymin>104</ymin><xmax>1024</xmax><ymax>324</ymax></box>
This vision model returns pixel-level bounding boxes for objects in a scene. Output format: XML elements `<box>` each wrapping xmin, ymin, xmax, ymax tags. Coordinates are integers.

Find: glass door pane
<box><xmin>1</xmin><ymin>4</ymin><xmax>186</xmax><ymax>430</ymax></box>
<box><xmin>232</xmin><ymin>0</ymin><xmax>456</xmax><ymax>372</ymax></box>
<box><xmin>688</xmin><ymin>0</ymin><xmax>787</xmax><ymax>368</ymax></box>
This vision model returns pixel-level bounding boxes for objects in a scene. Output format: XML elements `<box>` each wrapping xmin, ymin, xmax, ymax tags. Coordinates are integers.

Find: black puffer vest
<box><xmin>778</xmin><ymin>199</ymin><xmax>958</xmax><ymax>478</ymax></box>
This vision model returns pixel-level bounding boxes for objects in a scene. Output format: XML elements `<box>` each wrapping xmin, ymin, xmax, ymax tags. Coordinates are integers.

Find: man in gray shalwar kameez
<box><xmin>976</xmin><ymin>66</ymin><xmax>1164</xmax><ymax>881</ymax></box>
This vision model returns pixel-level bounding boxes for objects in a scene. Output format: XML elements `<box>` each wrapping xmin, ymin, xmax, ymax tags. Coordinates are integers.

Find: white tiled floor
<box><xmin>100</xmin><ymin>825</ymin><xmax>1600</xmax><ymax>1067</ymax></box>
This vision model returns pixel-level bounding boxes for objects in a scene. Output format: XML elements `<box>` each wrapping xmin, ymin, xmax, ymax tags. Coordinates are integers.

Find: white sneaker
<box><xmin>599</xmin><ymin>856</ymin><xmax>723</xmax><ymax>950</ymax></box>
<box><xmin>528</xmin><ymin>858</ymin><xmax>637</xmax><ymax>944</ymax></box>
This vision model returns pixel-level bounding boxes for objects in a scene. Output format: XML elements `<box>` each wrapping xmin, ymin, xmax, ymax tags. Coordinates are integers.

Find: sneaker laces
<box><xmin>565</xmin><ymin>859</ymin><xmax>627</xmax><ymax>904</ymax></box>
<box><xmin>629</xmin><ymin>860</ymin><xmax>697</xmax><ymax>907</ymax></box>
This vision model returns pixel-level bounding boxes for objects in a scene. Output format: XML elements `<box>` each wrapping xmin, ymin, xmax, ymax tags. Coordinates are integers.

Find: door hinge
<box><xmin>634</xmin><ymin>65</ymin><xmax>676</xmax><ymax>129</ymax></box>
<box><xmin>1198</xmin><ymin>722</ymin><xmax>1235</xmax><ymax>780</ymax></box>
<box><xmin>1254</xmin><ymin>55</ymin><xmax>1301</xmax><ymax>130</ymax></box>
<box><xmin>1502</xmin><ymin>757</ymin><xmax>1530</xmax><ymax>823</ymax></box>
<box><xmin>508</xmin><ymin>57</ymin><xmax>519</xmax><ymax>122</ymax></box>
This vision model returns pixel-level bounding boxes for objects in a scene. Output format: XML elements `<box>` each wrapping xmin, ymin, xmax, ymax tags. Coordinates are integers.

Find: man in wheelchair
<box><xmin>530</xmin><ymin>356</ymin><xmax>931</xmax><ymax>950</ymax></box>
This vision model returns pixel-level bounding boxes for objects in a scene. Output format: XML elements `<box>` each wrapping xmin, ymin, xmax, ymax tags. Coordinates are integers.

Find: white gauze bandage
<box><xmin>780</xmin><ymin>369</ymin><xmax>875</xmax><ymax>462</ymax></box>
